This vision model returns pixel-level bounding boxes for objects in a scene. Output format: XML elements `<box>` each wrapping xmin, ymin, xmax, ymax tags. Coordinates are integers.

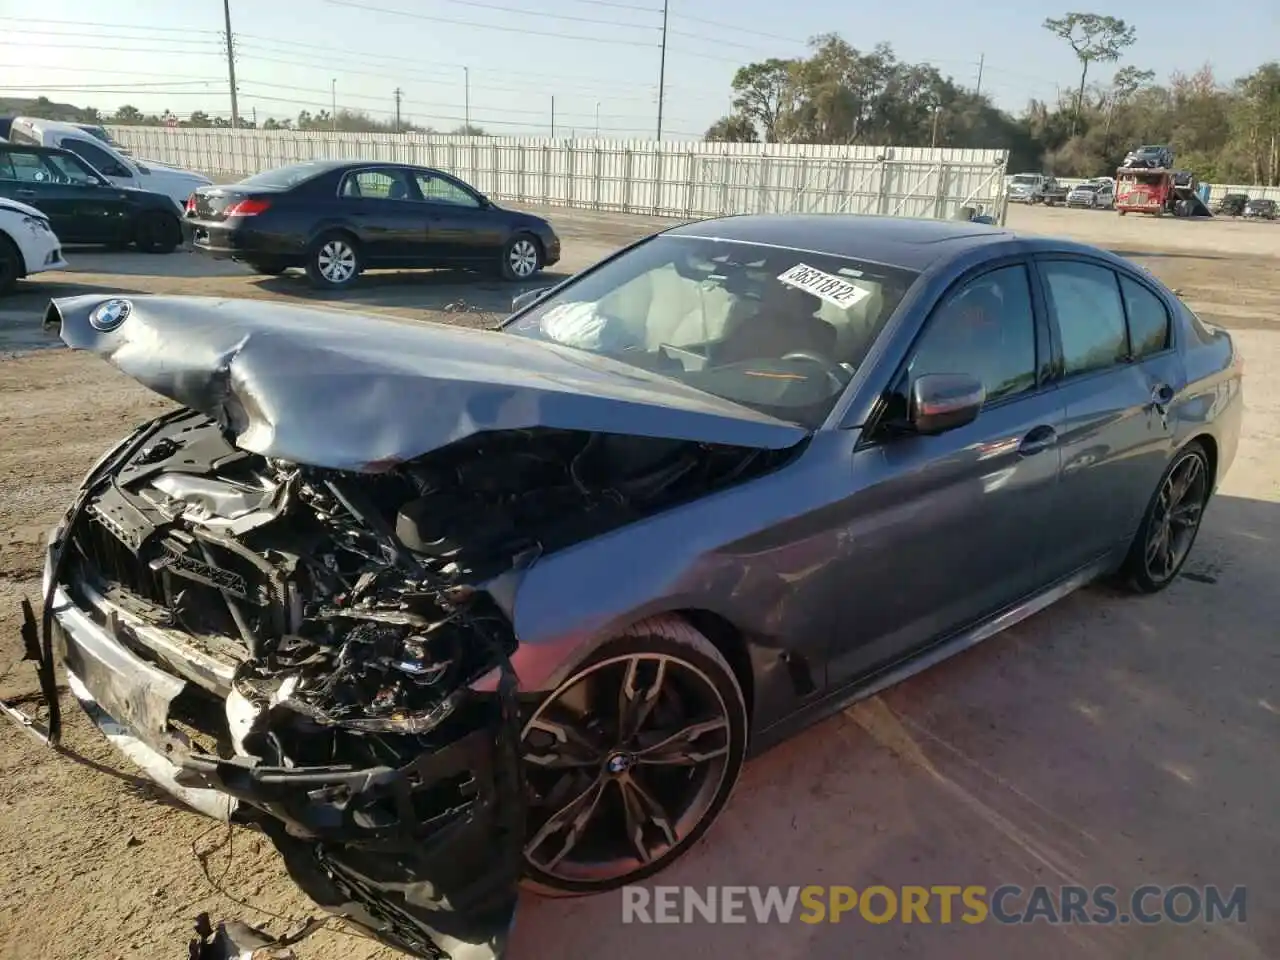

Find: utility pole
<box><xmin>931</xmin><ymin>105</ymin><xmax>941</xmax><ymax>148</ymax></box>
<box><xmin>656</xmin><ymin>0</ymin><xmax>668</xmax><ymax>140</ymax></box>
<box><xmin>221</xmin><ymin>0</ymin><xmax>239</xmax><ymax>129</ymax></box>
<box><xmin>550</xmin><ymin>95</ymin><xmax>556</xmax><ymax>138</ymax></box>
<box><xmin>464</xmin><ymin>67</ymin><xmax>470</xmax><ymax>131</ymax></box>
<box><xmin>975</xmin><ymin>53</ymin><xmax>985</xmax><ymax>98</ymax></box>
<box><xmin>394</xmin><ymin>87</ymin><xmax>402</xmax><ymax>133</ymax></box>
<box><xmin>331</xmin><ymin>78</ymin><xmax>337</xmax><ymax>131</ymax></box>
<box><xmin>595</xmin><ymin>101</ymin><xmax>600</xmax><ymax>138</ymax></box>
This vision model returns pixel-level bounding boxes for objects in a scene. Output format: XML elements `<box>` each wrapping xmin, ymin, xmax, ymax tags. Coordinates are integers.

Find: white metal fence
<box><xmin>111</xmin><ymin>127</ymin><xmax>1011</xmax><ymax>222</ymax></box>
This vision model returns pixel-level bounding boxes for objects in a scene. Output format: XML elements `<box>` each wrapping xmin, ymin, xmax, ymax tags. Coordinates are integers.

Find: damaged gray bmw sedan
<box><xmin>26</xmin><ymin>214</ymin><xmax>1241</xmax><ymax>959</ymax></box>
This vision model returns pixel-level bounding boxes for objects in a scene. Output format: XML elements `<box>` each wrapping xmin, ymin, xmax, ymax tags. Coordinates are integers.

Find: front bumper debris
<box><xmin>12</xmin><ymin>514</ymin><xmax>526</xmax><ymax>958</ymax></box>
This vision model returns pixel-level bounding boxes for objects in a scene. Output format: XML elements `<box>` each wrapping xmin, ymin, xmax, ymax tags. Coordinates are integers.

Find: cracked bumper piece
<box><xmin>45</xmin><ymin>541</ymin><xmax>524</xmax><ymax>960</ymax></box>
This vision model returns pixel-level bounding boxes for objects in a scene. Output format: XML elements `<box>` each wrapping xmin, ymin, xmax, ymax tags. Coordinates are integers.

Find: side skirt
<box><xmin>746</xmin><ymin>555</ymin><xmax>1115</xmax><ymax>758</ymax></box>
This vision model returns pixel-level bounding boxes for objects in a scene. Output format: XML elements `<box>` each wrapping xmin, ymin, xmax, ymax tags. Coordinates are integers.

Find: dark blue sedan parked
<box><xmin>185</xmin><ymin>159</ymin><xmax>561</xmax><ymax>288</ymax></box>
<box><xmin>34</xmin><ymin>213</ymin><xmax>1242</xmax><ymax>959</ymax></box>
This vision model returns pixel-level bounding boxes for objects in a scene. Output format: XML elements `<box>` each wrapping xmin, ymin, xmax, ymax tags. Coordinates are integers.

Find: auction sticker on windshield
<box><xmin>777</xmin><ymin>264</ymin><xmax>873</xmax><ymax>309</ymax></box>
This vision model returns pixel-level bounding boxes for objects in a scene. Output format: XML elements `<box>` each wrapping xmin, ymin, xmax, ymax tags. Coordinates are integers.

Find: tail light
<box><xmin>225</xmin><ymin>197</ymin><xmax>272</xmax><ymax>217</ymax></box>
<box><xmin>184</xmin><ymin>193</ymin><xmax>197</xmax><ymax>214</ymax></box>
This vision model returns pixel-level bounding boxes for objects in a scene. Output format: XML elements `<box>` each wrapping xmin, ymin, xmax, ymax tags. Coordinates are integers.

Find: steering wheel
<box><xmin>780</xmin><ymin>350</ymin><xmax>849</xmax><ymax>391</ymax></box>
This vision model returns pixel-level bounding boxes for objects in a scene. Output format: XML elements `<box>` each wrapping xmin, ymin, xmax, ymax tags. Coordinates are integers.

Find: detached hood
<box><xmin>46</xmin><ymin>294</ymin><xmax>807</xmax><ymax>471</ymax></box>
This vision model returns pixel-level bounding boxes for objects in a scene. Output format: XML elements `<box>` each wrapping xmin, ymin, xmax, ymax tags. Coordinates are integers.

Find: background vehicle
<box><xmin>1243</xmin><ymin>198</ymin><xmax>1277</xmax><ymax>220</ymax></box>
<box><xmin>0</xmin><ymin>195</ymin><xmax>67</xmax><ymax>293</ymax></box>
<box><xmin>39</xmin><ymin>213</ymin><xmax>1240</xmax><ymax>960</ymax></box>
<box><xmin>1122</xmin><ymin>144</ymin><xmax>1175</xmax><ymax>169</ymax></box>
<box><xmin>1066</xmin><ymin>180</ymin><xmax>1115</xmax><ymax>209</ymax></box>
<box><xmin>1006</xmin><ymin>173</ymin><xmax>1066</xmax><ymax>204</ymax></box>
<box><xmin>1214</xmin><ymin>192</ymin><xmax>1250</xmax><ymax>216</ymax></box>
<box><xmin>0</xmin><ymin>143</ymin><xmax>184</xmax><ymax>252</ymax></box>
<box><xmin>7</xmin><ymin>117</ymin><xmax>208</xmax><ymax>209</ymax></box>
<box><xmin>185</xmin><ymin>159</ymin><xmax>561</xmax><ymax>288</ymax></box>
<box><xmin>72</xmin><ymin>122</ymin><xmax>130</xmax><ymax>155</ymax></box>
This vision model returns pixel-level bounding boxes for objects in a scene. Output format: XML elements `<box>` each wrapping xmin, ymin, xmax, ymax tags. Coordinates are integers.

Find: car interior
<box><xmin>518</xmin><ymin>241</ymin><xmax>912</xmax><ymax>425</ymax></box>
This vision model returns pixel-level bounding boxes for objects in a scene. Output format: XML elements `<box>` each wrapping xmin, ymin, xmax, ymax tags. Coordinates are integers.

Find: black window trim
<box><xmin>1033</xmin><ymin>253</ymin><xmax>1177</xmax><ymax>387</ymax></box>
<box><xmin>859</xmin><ymin>255</ymin><xmax>1053</xmax><ymax>447</ymax></box>
<box><xmin>335</xmin><ymin>164</ymin><xmax>423</xmax><ymax>203</ymax></box>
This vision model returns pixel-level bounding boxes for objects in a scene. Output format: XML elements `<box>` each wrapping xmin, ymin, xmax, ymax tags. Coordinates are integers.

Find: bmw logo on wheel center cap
<box><xmin>606</xmin><ymin>752</ymin><xmax>635</xmax><ymax>774</ymax></box>
<box><xmin>89</xmin><ymin>298</ymin><xmax>133</xmax><ymax>332</ymax></box>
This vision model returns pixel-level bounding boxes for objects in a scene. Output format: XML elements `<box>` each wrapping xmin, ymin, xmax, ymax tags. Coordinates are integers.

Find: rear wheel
<box><xmin>501</xmin><ymin>234</ymin><xmax>542</xmax><ymax>281</ymax></box>
<box><xmin>1119</xmin><ymin>442</ymin><xmax>1211</xmax><ymax>593</ymax></box>
<box><xmin>305</xmin><ymin>232</ymin><xmax>361</xmax><ymax>289</ymax></box>
<box><xmin>520</xmin><ymin>617</ymin><xmax>747</xmax><ymax>896</ymax></box>
<box><xmin>134</xmin><ymin>211</ymin><xmax>181</xmax><ymax>253</ymax></box>
<box><xmin>0</xmin><ymin>235</ymin><xmax>22</xmax><ymax>294</ymax></box>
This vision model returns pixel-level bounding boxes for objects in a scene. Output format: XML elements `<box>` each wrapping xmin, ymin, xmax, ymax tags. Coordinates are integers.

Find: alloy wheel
<box><xmin>1144</xmin><ymin>450</ymin><xmax>1208</xmax><ymax>583</ymax></box>
<box><xmin>521</xmin><ymin>653</ymin><xmax>734</xmax><ymax>887</ymax></box>
<box><xmin>508</xmin><ymin>239</ymin><xmax>539</xmax><ymax>279</ymax></box>
<box><xmin>318</xmin><ymin>240</ymin><xmax>357</xmax><ymax>284</ymax></box>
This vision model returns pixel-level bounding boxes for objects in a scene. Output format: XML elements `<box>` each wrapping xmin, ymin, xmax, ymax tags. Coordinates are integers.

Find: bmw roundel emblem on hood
<box><xmin>89</xmin><ymin>298</ymin><xmax>133</xmax><ymax>332</ymax></box>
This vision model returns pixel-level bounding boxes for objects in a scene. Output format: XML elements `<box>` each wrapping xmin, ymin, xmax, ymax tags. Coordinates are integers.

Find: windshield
<box><xmin>1011</xmin><ymin>175</ymin><xmax>1039</xmax><ymax>185</ymax></box>
<box><xmin>1074</xmin><ymin>184</ymin><xmax>1098</xmax><ymax>192</ymax></box>
<box><xmin>238</xmin><ymin>162</ymin><xmax>330</xmax><ymax>189</ymax></box>
<box><xmin>503</xmin><ymin>235</ymin><xmax>917</xmax><ymax>428</ymax></box>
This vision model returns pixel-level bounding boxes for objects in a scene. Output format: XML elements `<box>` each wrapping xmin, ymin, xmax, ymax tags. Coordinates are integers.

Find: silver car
<box><xmin>27</xmin><ymin>214</ymin><xmax>1243</xmax><ymax>959</ymax></box>
<box><xmin>1067</xmin><ymin>181</ymin><xmax>1115</xmax><ymax>209</ymax></box>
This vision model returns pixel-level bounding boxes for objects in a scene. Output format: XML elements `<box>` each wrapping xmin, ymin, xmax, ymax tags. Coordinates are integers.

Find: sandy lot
<box><xmin>0</xmin><ymin>203</ymin><xmax>1276</xmax><ymax>960</ymax></box>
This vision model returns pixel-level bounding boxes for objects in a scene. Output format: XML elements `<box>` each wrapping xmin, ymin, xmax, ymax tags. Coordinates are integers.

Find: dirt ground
<box><xmin>0</xmin><ymin>203</ymin><xmax>1277</xmax><ymax>960</ymax></box>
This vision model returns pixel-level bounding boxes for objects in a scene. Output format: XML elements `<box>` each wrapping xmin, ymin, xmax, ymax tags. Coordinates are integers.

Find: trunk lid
<box><xmin>45</xmin><ymin>294</ymin><xmax>809</xmax><ymax>471</ymax></box>
<box><xmin>189</xmin><ymin>186</ymin><xmax>275</xmax><ymax>221</ymax></box>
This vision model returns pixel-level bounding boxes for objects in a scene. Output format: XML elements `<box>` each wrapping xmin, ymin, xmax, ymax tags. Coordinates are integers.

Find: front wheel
<box><xmin>134</xmin><ymin>211</ymin><xmax>181</xmax><ymax>253</ymax></box>
<box><xmin>520</xmin><ymin>616</ymin><xmax>748</xmax><ymax>897</ymax></box>
<box><xmin>305</xmin><ymin>232</ymin><xmax>361</xmax><ymax>289</ymax></box>
<box><xmin>501</xmin><ymin>234</ymin><xmax>543</xmax><ymax>281</ymax></box>
<box><xmin>1119</xmin><ymin>442</ymin><xmax>1211</xmax><ymax>593</ymax></box>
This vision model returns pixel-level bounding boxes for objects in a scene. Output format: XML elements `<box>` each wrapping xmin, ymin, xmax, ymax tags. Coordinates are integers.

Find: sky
<box><xmin>1</xmin><ymin>0</ymin><xmax>1276</xmax><ymax>139</ymax></box>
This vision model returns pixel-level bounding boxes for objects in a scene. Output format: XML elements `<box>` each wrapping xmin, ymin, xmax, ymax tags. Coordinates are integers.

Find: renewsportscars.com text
<box><xmin>621</xmin><ymin>884</ymin><xmax>1247</xmax><ymax>926</ymax></box>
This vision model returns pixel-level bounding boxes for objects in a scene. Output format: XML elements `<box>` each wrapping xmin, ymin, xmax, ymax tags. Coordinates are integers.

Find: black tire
<box><xmin>520</xmin><ymin>616</ymin><xmax>747</xmax><ymax>897</ymax></box>
<box><xmin>305</xmin><ymin>231</ymin><xmax>362</xmax><ymax>289</ymax></box>
<box><xmin>134</xmin><ymin>211</ymin><xmax>181</xmax><ymax>254</ymax></box>
<box><xmin>247</xmin><ymin>260</ymin><xmax>288</xmax><ymax>276</ymax></box>
<box><xmin>1119</xmin><ymin>441</ymin><xmax>1211</xmax><ymax>593</ymax></box>
<box><xmin>500</xmin><ymin>233</ymin><xmax>543</xmax><ymax>282</ymax></box>
<box><xmin>0</xmin><ymin>234</ymin><xmax>22</xmax><ymax>295</ymax></box>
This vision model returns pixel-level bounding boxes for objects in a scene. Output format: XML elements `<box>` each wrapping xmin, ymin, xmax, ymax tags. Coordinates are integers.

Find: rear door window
<box><xmin>1039</xmin><ymin>260</ymin><xmax>1128</xmax><ymax>376</ymax></box>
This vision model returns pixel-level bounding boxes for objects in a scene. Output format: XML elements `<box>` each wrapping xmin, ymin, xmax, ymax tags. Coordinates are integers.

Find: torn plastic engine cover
<box><xmin>109</xmin><ymin>418</ymin><xmax>777</xmax><ymax>958</ymax></box>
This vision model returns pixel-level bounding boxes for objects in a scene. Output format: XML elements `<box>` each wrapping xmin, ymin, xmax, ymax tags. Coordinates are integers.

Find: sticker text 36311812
<box><xmin>777</xmin><ymin>263</ymin><xmax>872</xmax><ymax>309</ymax></box>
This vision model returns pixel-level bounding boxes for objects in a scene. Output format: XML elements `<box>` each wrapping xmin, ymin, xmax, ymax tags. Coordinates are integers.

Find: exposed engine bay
<box><xmin>55</xmin><ymin>407</ymin><xmax>787</xmax><ymax>958</ymax></box>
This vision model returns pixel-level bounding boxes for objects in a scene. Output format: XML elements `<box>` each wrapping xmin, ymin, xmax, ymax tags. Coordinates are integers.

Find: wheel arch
<box><xmin>0</xmin><ymin>228</ymin><xmax>28</xmax><ymax>278</ymax></box>
<box><xmin>1186</xmin><ymin>432</ymin><xmax>1218</xmax><ymax>488</ymax></box>
<box><xmin>672</xmin><ymin>608</ymin><xmax>755</xmax><ymax>725</ymax></box>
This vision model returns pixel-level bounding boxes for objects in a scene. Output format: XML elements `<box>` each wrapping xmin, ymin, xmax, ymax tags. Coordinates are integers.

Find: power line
<box><xmin>323</xmin><ymin>0</ymin><xmax>660</xmax><ymax>47</ymax></box>
<box><xmin>3</xmin><ymin>40</ymin><xmax>224</xmax><ymax>57</ymax></box>
<box><xmin>0</xmin><ymin>16</ymin><xmax>222</xmax><ymax>34</ymax></box>
<box><xmin>235</xmin><ymin>32</ymin><xmax>663</xmax><ymax>94</ymax></box>
<box><xmin>0</xmin><ymin>28</ymin><xmax>222</xmax><ymax>45</ymax></box>
<box><xmin>398</xmin><ymin>0</ymin><xmax>661</xmax><ymax>30</ymax></box>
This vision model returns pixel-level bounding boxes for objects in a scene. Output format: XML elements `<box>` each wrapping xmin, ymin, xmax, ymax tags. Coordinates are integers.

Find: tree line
<box><xmin>705</xmin><ymin>13</ymin><xmax>1280</xmax><ymax>186</ymax></box>
<box><xmin>1</xmin><ymin>96</ymin><xmax>485</xmax><ymax>137</ymax></box>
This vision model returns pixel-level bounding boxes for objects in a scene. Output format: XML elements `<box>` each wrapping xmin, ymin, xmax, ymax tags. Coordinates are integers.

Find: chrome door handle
<box><xmin>1018</xmin><ymin>425</ymin><xmax>1058</xmax><ymax>456</ymax></box>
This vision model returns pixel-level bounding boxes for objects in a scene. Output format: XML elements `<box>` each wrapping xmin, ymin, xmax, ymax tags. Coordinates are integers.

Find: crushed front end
<box><xmin>40</xmin><ymin>408</ymin><xmax>527</xmax><ymax>959</ymax></box>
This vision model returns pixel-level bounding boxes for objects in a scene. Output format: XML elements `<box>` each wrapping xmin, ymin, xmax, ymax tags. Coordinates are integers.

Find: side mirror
<box><xmin>135</xmin><ymin>164</ymin><xmax>150</xmax><ymax>175</ymax></box>
<box><xmin>909</xmin><ymin>373</ymin><xmax>985</xmax><ymax>436</ymax></box>
<box><xmin>511</xmin><ymin>288</ymin><xmax>550</xmax><ymax>312</ymax></box>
